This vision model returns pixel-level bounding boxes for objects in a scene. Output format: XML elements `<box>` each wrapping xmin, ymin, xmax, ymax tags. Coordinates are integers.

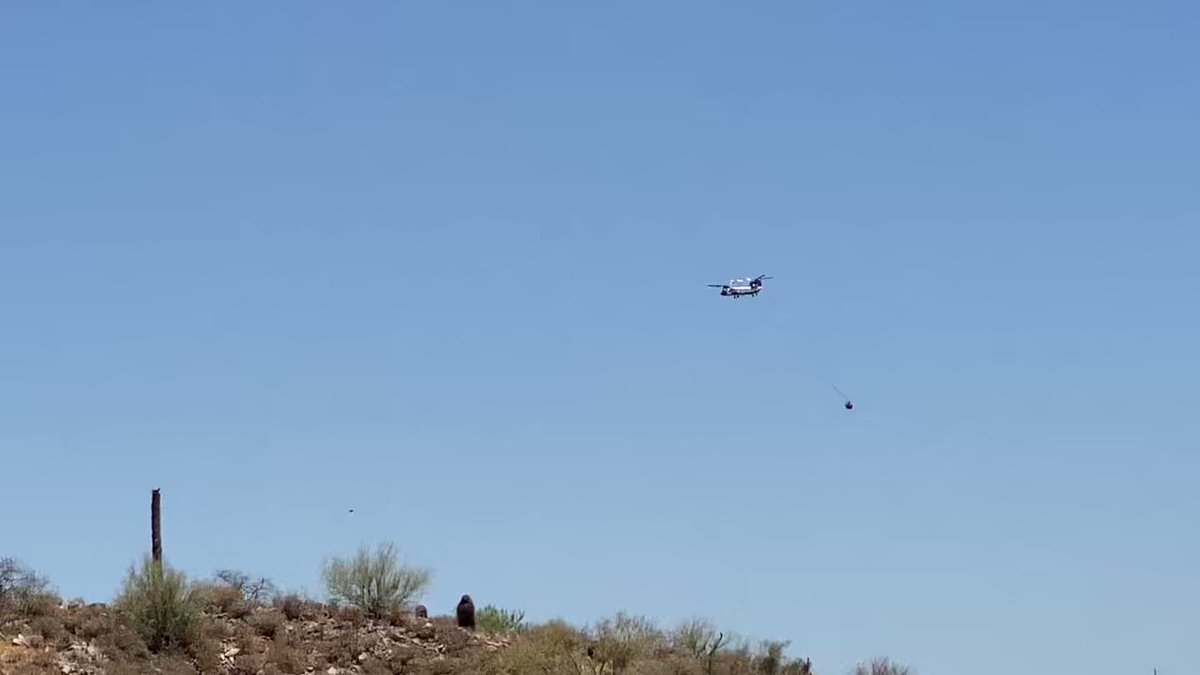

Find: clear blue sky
<box><xmin>2</xmin><ymin>1</ymin><xmax>1198</xmax><ymax>673</ymax></box>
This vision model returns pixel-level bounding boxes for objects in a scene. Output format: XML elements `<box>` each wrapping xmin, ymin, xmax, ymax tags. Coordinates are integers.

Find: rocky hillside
<box><xmin>1</xmin><ymin>597</ymin><xmax>510</xmax><ymax>675</ymax></box>
<box><xmin>2</xmin><ymin>593</ymin><xmax>513</xmax><ymax>672</ymax></box>
<box><xmin>0</xmin><ymin>552</ymin><xmax>909</xmax><ymax>675</ymax></box>
<box><xmin>0</xmin><ymin>593</ymin><xmax>835</xmax><ymax>675</ymax></box>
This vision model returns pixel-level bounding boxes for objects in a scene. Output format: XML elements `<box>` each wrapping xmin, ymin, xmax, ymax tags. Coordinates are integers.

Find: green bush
<box><xmin>113</xmin><ymin>556</ymin><xmax>202</xmax><ymax>653</ymax></box>
<box><xmin>477</xmin><ymin>605</ymin><xmax>528</xmax><ymax>634</ymax></box>
<box><xmin>320</xmin><ymin>542</ymin><xmax>431</xmax><ymax>619</ymax></box>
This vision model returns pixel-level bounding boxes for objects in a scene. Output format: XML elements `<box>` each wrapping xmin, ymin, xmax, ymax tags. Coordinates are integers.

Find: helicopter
<box><xmin>707</xmin><ymin>274</ymin><xmax>773</xmax><ymax>298</ymax></box>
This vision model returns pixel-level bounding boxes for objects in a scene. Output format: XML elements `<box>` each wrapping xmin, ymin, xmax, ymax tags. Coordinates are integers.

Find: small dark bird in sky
<box><xmin>348</xmin><ymin>509</ymin><xmax>354</xmax><ymax>513</ymax></box>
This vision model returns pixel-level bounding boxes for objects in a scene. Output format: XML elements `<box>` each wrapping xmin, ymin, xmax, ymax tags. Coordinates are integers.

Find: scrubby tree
<box><xmin>852</xmin><ymin>656</ymin><xmax>914</xmax><ymax>675</ymax></box>
<box><xmin>588</xmin><ymin>612</ymin><xmax>665</xmax><ymax>675</ymax></box>
<box><xmin>113</xmin><ymin>556</ymin><xmax>201</xmax><ymax>653</ymax></box>
<box><xmin>320</xmin><ymin>541</ymin><xmax>431</xmax><ymax>619</ymax></box>
<box><xmin>213</xmin><ymin>568</ymin><xmax>279</xmax><ymax>604</ymax></box>
<box><xmin>671</xmin><ymin>617</ymin><xmax>723</xmax><ymax>658</ymax></box>
<box><xmin>0</xmin><ymin>556</ymin><xmax>52</xmax><ymax>603</ymax></box>
<box><xmin>0</xmin><ymin>556</ymin><xmax>60</xmax><ymax>618</ymax></box>
<box><xmin>757</xmin><ymin>639</ymin><xmax>790</xmax><ymax>675</ymax></box>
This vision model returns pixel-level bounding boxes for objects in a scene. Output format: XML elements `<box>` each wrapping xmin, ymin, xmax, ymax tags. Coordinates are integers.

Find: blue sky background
<box><xmin>2</xmin><ymin>1</ymin><xmax>1198</xmax><ymax>673</ymax></box>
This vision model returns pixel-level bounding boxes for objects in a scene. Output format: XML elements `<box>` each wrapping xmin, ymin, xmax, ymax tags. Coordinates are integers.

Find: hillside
<box><xmin>0</xmin><ymin>552</ymin><xmax>907</xmax><ymax>675</ymax></box>
<box><xmin>1</xmin><ymin>595</ymin><xmax>508</xmax><ymax>675</ymax></box>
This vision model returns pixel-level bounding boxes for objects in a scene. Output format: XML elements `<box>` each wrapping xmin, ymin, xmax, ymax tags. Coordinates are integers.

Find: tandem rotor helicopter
<box><xmin>707</xmin><ymin>274</ymin><xmax>773</xmax><ymax>298</ymax></box>
<box><xmin>704</xmin><ymin>271</ymin><xmax>857</xmax><ymax>412</ymax></box>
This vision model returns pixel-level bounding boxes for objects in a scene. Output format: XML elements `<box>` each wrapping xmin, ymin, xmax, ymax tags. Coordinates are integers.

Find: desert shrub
<box><xmin>250</xmin><ymin>608</ymin><xmax>287</xmax><ymax>638</ymax></box>
<box><xmin>386</xmin><ymin>603</ymin><xmax>412</xmax><ymax>627</ymax></box>
<box><xmin>275</xmin><ymin>592</ymin><xmax>309</xmax><ymax>620</ymax></box>
<box><xmin>192</xmin><ymin>580</ymin><xmax>251</xmax><ymax>619</ymax></box>
<box><xmin>74</xmin><ymin>608</ymin><xmax>151</xmax><ymax>663</ymax></box>
<box><xmin>630</xmin><ymin>655</ymin><xmax>706</xmax><ymax>675</ymax></box>
<box><xmin>112</xmin><ymin>556</ymin><xmax>202</xmax><ymax>653</ymax></box>
<box><xmin>589</xmin><ymin>612</ymin><xmax>667</xmax><ymax>675</ymax></box>
<box><xmin>15</xmin><ymin>592</ymin><xmax>60</xmax><ymax>618</ymax></box>
<box><xmin>485</xmin><ymin>614</ymin><xmax>671</xmax><ymax>675</ymax></box>
<box><xmin>430</xmin><ymin>614</ymin><xmax>460</xmax><ymax>629</ymax></box>
<box><xmin>0</xmin><ymin>557</ymin><xmax>59</xmax><ymax>618</ymax></box>
<box><xmin>0</xmin><ymin>557</ymin><xmax>51</xmax><ymax>599</ymax></box>
<box><xmin>28</xmin><ymin>614</ymin><xmax>69</xmax><ymax>648</ymax></box>
<box><xmin>185</xmin><ymin>632</ymin><xmax>224</xmax><ymax>673</ymax></box>
<box><xmin>779</xmin><ymin>658</ymin><xmax>814</xmax><ymax>675</ymax></box>
<box><xmin>477</xmin><ymin>605</ymin><xmax>528</xmax><ymax>635</ymax></box>
<box><xmin>320</xmin><ymin>542</ymin><xmax>431</xmax><ymax>619</ymax></box>
<box><xmin>668</xmin><ymin>618</ymin><xmax>746</xmax><ymax>675</ymax></box>
<box><xmin>671</xmin><ymin>618</ymin><xmax>725</xmax><ymax>658</ymax></box>
<box><xmin>191</xmin><ymin>569</ymin><xmax>278</xmax><ymax>619</ymax></box>
<box><xmin>754</xmin><ymin>640</ymin><xmax>812</xmax><ymax>675</ymax></box>
<box><xmin>481</xmin><ymin>619</ymin><xmax>590</xmax><ymax>675</ymax></box>
<box><xmin>332</xmin><ymin>603</ymin><xmax>367</xmax><ymax>626</ymax></box>
<box><xmin>851</xmin><ymin>657</ymin><xmax>914</xmax><ymax>675</ymax></box>
<box><xmin>264</xmin><ymin>632</ymin><xmax>310</xmax><ymax>673</ymax></box>
<box><xmin>665</xmin><ymin>621</ymin><xmax>813</xmax><ymax>675</ymax></box>
<box><xmin>213</xmin><ymin>569</ymin><xmax>279</xmax><ymax>604</ymax></box>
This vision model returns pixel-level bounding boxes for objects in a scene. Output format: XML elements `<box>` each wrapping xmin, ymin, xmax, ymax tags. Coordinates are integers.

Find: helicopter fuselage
<box><xmin>720</xmin><ymin>286</ymin><xmax>760</xmax><ymax>297</ymax></box>
<box><xmin>718</xmin><ymin>281</ymin><xmax>763</xmax><ymax>297</ymax></box>
<box><xmin>709</xmin><ymin>275</ymin><xmax>771</xmax><ymax>298</ymax></box>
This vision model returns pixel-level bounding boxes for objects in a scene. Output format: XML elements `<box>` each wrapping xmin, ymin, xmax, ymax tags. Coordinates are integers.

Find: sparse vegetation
<box><xmin>757</xmin><ymin>639</ymin><xmax>813</xmax><ymax>675</ymax></box>
<box><xmin>476</xmin><ymin>605</ymin><xmax>528</xmax><ymax>635</ymax></box>
<box><xmin>112</xmin><ymin>556</ymin><xmax>201</xmax><ymax>653</ymax></box>
<box><xmin>0</xmin><ymin>557</ymin><xmax>51</xmax><ymax>600</ymax></box>
<box><xmin>321</xmin><ymin>542</ymin><xmax>432</xmax><ymax>619</ymax></box>
<box><xmin>0</xmin><ymin>551</ymin><xmax>915</xmax><ymax>675</ymax></box>
<box><xmin>670</xmin><ymin>616</ymin><xmax>724</xmax><ymax>658</ymax></box>
<box><xmin>851</xmin><ymin>657</ymin><xmax>914</xmax><ymax>675</ymax></box>
<box><xmin>212</xmin><ymin>568</ymin><xmax>279</xmax><ymax>605</ymax></box>
<box><xmin>0</xmin><ymin>556</ymin><xmax>58</xmax><ymax>617</ymax></box>
<box><xmin>589</xmin><ymin>612</ymin><xmax>665</xmax><ymax>674</ymax></box>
